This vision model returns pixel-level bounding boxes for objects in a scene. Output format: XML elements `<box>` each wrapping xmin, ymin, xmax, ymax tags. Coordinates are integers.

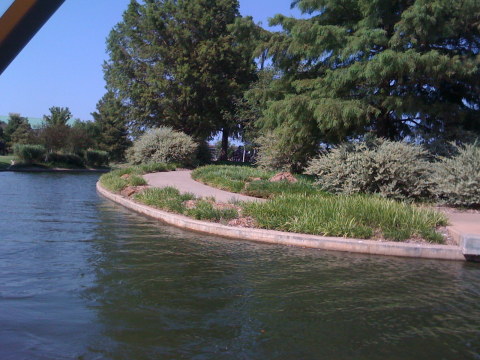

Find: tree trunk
<box><xmin>219</xmin><ymin>128</ymin><xmax>229</xmax><ymax>161</ymax></box>
<box><xmin>375</xmin><ymin>115</ymin><xmax>396</xmax><ymax>140</ymax></box>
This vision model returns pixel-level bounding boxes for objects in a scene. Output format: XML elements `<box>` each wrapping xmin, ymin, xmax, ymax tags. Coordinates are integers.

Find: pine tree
<box><xmin>92</xmin><ymin>92</ymin><xmax>131</xmax><ymax>162</ymax></box>
<box><xmin>104</xmin><ymin>0</ymin><xmax>258</xmax><ymax>158</ymax></box>
<box><xmin>257</xmin><ymin>0</ymin><xmax>480</xmax><ymax>153</ymax></box>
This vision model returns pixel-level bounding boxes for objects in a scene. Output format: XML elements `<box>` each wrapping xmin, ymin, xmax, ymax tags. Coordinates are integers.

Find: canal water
<box><xmin>0</xmin><ymin>172</ymin><xmax>479</xmax><ymax>359</ymax></box>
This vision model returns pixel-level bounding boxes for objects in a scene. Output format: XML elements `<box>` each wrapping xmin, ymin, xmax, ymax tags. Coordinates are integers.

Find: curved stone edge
<box><xmin>97</xmin><ymin>182</ymin><xmax>465</xmax><ymax>261</ymax></box>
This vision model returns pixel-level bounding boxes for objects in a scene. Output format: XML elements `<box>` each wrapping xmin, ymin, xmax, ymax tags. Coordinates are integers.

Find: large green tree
<box><xmin>4</xmin><ymin>113</ymin><xmax>33</xmax><ymax>149</ymax></box>
<box><xmin>92</xmin><ymin>92</ymin><xmax>131</xmax><ymax>161</ymax></box>
<box><xmin>257</xmin><ymin>0</ymin><xmax>480</xmax><ymax>155</ymax></box>
<box><xmin>104</xmin><ymin>0</ymin><xmax>258</xmax><ymax>158</ymax></box>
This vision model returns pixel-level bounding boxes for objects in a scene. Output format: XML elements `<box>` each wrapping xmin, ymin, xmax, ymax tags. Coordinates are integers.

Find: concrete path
<box><xmin>445</xmin><ymin>211</ymin><xmax>480</xmax><ymax>244</ymax></box>
<box><xmin>143</xmin><ymin>170</ymin><xmax>265</xmax><ymax>203</ymax></box>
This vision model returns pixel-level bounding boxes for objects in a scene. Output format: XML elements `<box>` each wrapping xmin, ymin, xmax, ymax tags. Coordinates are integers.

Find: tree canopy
<box><xmin>254</xmin><ymin>0</ymin><xmax>480</xmax><ymax>154</ymax></box>
<box><xmin>92</xmin><ymin>92</ymin><xmax>131</xmax><ymax>161</ymax></box>
<box><xmin>104</xmin><ymin>0</ymin><xmax>259</xmax><ymax>148</ymax></box>
<box><xmin>43</xmin><ymin>106</ymin><xmax>72</xmax><ymax>127</ymax></box>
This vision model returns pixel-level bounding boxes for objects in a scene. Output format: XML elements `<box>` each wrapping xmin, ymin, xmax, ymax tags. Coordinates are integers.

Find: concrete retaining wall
<box><xmin>97</xmin><ymin>182</ymin><xmax>465</xmax><ymax>261</ymax></box>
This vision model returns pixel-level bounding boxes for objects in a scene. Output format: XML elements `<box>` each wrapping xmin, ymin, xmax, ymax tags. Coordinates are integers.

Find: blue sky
<box><xmin>0</xmin><ymin>0</ymin><xmax>302</xmax><ymax>121</ymax></box>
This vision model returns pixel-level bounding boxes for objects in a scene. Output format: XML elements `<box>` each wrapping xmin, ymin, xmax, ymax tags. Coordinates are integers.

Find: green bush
<box><xmin>13</xmin><ymin>144</ymin><xmax>46</xmax><ymax>163</ymax></box>
<box><xmin>85</xmin><ymin>150</ymin><xmax>109</xmax><ymax>167</ymax></box>
<box><xmin>306</xmin><ymin>140</ymin><xmax>433</xmax><ymax>200</ymax></box>
<box><xmin>127</xmin><ymin>126</ymin><xmax>198</xmax><ymax>165</ymax></box>
<box><xmin>243</xmin><ymin>193</ymin><xmax>447</xmax><ymax>242</ymax></box>
<box><xmin>255</xmin><ymin>132</ymin><xmax>311</xmax><ymax>172</ymax></box>
<box><xmin>45</xmin><ymin>153</ymin><xmax>85</xmax><ymax>167</ymax></box>
<box><xmin>433</xmin><ymin>143</ymin><xmax>480</xmax><ymax>207</ymax></box>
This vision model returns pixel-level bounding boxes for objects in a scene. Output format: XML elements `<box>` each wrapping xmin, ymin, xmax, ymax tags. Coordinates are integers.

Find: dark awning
<box><xmin>0</xmin><ymin>0</ymin><xmax>65</xmax><ymax>75</ymax></box>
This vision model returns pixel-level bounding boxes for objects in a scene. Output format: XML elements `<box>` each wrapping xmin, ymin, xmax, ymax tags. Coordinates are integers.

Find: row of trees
<box><xmin>0</xmin><ymin>105</ymin><xmax>130</xmax><ymax>161</ymax></box>
<box><xmin>100</xmin><ymin>0</ymin><xmax>480</xmax><ymax>167</ymax></box>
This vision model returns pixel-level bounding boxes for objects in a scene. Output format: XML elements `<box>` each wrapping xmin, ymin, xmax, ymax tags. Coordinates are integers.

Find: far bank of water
<box><xmin>0</xmin><ymin>172</ymin><xmax>479</xmax><ymax>359</ymax></box>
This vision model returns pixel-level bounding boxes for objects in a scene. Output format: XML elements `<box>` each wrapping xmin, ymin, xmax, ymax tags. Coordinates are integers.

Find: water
<box><xmin>0</xmin><ymin>172</ymin><xmax>479</xmax><ymax>360</ymax></box>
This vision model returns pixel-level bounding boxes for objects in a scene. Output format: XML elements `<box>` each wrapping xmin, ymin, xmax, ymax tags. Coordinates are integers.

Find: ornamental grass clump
<box><xmin>433</xmin><ymin>143</ymin><xmax>480</xmax><ymax>207</ymax></box>
<box><xmin>306</xmin><ymin>140</ymin><xmax>433</xmax><ymax>200</ymax></box>
<box><xmin>186</xmin><ymin>200</ymin><xmax>238</xmax><ymax>221</ymax></box>
<box><xmin>134</xmin><ymin>187</ymin><xmax>195</xmax><ymax>214</ymax></box>
<box><xmin>128</xmin><ymin>126</ymin><xmax>198</xmax><ymax>165</ymax></box>
<box><xmin>243</xmin><ymin>194</ymin><xmax>447</xmax><ymax>243</ymax></box>
<box><xmin>13</xmin><ymin>144</ymin><xmax>46</xmax><ymax>163</ymax></box>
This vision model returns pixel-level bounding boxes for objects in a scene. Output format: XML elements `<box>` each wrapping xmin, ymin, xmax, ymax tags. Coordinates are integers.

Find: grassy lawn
<box><xmin>0</xmin><ymin>155</ymin><xmax>15</xmax><ymax>170</ymax></box>
<box><xmin>191</xmin><ymin>165</ymin><xmax>321</xmax><ymax>199</ymax></box>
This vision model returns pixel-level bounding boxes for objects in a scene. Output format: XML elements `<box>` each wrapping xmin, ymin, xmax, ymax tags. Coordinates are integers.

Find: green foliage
<box><xmin>85</xmin><ymin>150</ymin><xmax>109</xmax><ymax>167</ymax></box>
<box><xmin>134</xmin><ymin>187</ymin><xmax>195</xmax><ymax>214</ymax></box>
<box><xmin>243</xmin><ymin>193</ymin><xmax>446</xmax><ymax>243</ymax></box>
<box><xmin>243</xmin><ymin>179</ymin><xmax>320</xmax><ymax>199</ymax></box>
<box><xmin>186</xmin><ymin>200</ymin><xmax>238</xmax><ymax>221</ymax></box>
<box><xmin>128</xmin><ymin>175</ymin><xmax>147</xmax><ymax>187</ymax></box>
<box><xmin>13</xmin><ymin>144</ymin><xmax>46</xmax><ymax>163</ymax></box>
<box><xmin>196</xmin><ymin>140</ymin><xmax>213</xmax><ymax>165</ymax></box>
<box><xmin>4</xmin><ymin>113</ymin><xmax>33</xmax><ymax>148</ymax></box>
<box><xmin>43</xmin><ymin>106</ymin><xmax>72</xmax><ymax>127</ymax></box>
<box><xmin>433</xmin><ymin>143</ymin><xmax>480</xmax><ymax>207</ymax></box>
<box><xmin>105</xmin><ymin>0</ymin><xmax>258</xmax><ymax>141</ymax></box>
<box><xmin>255</xmin><ymin>131</ymin><xmax>314</xmax><ymax>172</ymax></box>
<box><xmin>192</xmin><ymin>165</ymin><xmax>273</xmax><ymax>193</ymax></box>
<box><xmin>45</xmin><ymin>153</ymin><xmax>85</xmax><ymax>168</ymax></box>
<box><xmin>99</xmin><ymin>163</ymin><xmax>176</xmax><ymax>192</ymax></box>
<box><xmin>306</xmin><ymin>140</ymin><xmax>433</xmax><ymax>200</ymax></box>
<box><xmin>128</xmin><ymin>127</ymin><xmax>198</xmax><ymax>165</ymax></box>
<box><xmin>192</xmin><ymin>164</ymin><xmax>322</xmax><ymax>198</ymax></box>
<box><xmin>255</xmin><ymin>0</ymin><xmax>480</xmax><ymax>149</ymax></box>
<box><xmin>92</xmin><ymin>92</ymin><xmax>131</xmax><ymax>162</ymax></box>
<box><xmin>135</xmin><ymin>162</ymin><xmax>177</xmax><ymax>174</ymax></box>
<box><xmin>100</xmin><ymin>171</ymin><xmax>129</xmax><ymax>192</ymax></box>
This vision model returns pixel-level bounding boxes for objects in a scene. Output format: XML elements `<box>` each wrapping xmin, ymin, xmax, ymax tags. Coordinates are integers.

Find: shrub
<box><xmin>433</xmin><ymin>143</ymin><xmax>480</xmax><ymax>207</ymax></box>
<box><xmin>306</xmin><ymin>140</ymin><xmax>433</xmax><ymax>200</ymax></box>
<box><xmin>255</xmin><ymin>131</ymin><xmax>314</xmax><ymax>172</ymax></box>
<box><xmin>196</xmin><ymin>140</ymin><xmax>213</xmax><ymax>165</ymax></box>
<box><xmin>127</xmin><ymin>126</ymin><xmax>198</xmax><ymax>165</ymax></box>
<box><xmin>85</xmin><ymin>150</ymin><xmax>109</xmax><ymax>167</ymax></box>
<box><xmin>13</xmin><ymin>144</ymin><xmax>46</xmax><ymax>163</ymax></box>
<box><xmin>45</xmin><ymin>153</ymin><xmax>85</xmax><ymax>167</ymax></box>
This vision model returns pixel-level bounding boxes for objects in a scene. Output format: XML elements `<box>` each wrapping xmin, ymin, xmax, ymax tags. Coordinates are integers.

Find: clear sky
<box><xmin>0</xmin><ymin>0</ymin><xmax>302</xmax><ymax>121</ymax></box>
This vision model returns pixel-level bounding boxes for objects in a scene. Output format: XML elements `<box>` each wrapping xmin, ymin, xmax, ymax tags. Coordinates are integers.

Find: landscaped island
<box><xmin>100</xmin><ymin>164</ymin><xmax>448</xmax><ymax>244</ymax></box>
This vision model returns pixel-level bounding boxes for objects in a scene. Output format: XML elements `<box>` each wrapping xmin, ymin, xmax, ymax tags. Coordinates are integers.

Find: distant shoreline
<box><xmin>0</xmin><ymin>167</ymin><xmax>110</xmax><ymax>173</ymax></box>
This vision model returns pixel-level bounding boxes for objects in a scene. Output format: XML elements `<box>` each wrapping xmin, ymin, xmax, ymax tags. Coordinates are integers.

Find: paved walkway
<box><xmin>143</xmin><ymin>170</ymin><xmax>265</xmax><ymax>203</ymax></box>
<box><xmin>445</xmin><ymin>211</ymin><xmax>480</xmax><ymax>244</ymax></box>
